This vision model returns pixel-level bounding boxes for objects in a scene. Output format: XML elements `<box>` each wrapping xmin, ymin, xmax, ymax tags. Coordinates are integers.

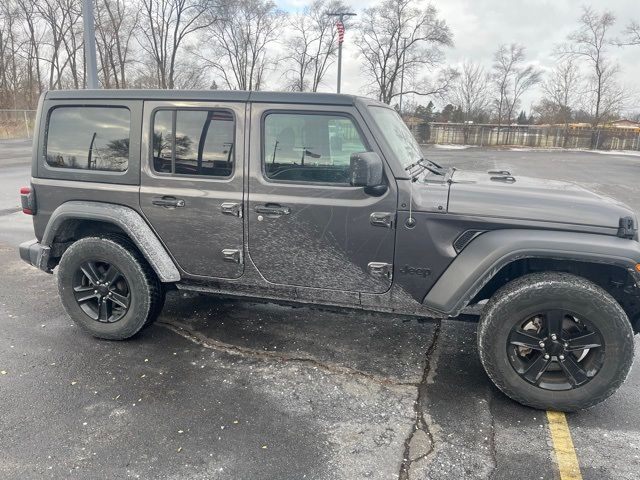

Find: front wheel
<box><xmin>478</xmin><ymin>272</ymin><xmax>635</xmax><ymax>411</ymax></box>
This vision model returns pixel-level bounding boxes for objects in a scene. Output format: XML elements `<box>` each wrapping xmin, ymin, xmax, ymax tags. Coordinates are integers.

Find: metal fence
<box><xmin>0</xmin><ymin>109</ymin><xmax>37</xmax><ymax>139</ymax></box>
<box><xmin>4</xmin><ymin>111</ymin><xmax>640</xmax><ymax>150</ymax></box>
<box><xmin>426</xmin><ymin>123</ymin><xmax>640</xmax><ymax>151</ymax></box>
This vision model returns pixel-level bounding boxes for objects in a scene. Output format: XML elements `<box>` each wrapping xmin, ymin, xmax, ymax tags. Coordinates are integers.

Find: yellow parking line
<box><xmin>547</xmin><ymin>411</ymin><xmax>583</xmax><ymax>480</ymax></box>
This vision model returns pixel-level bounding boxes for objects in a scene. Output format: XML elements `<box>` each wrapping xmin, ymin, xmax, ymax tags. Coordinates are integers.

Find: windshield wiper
<box><xmin>425</xmin><ymin>158</ymin><xmax>443</xmax><ymax>169</ymax></box>
<box><xmin>422</xmin><ymin>164</ymin><xmax>444</xmax><ymax>176</ymax></box>
<box><xmin>405</xmin><ymin>157</ymin><xmax>444</xmax><ymax>177</ymax></box>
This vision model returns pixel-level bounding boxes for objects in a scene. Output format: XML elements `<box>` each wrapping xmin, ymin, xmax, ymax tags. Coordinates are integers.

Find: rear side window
<box><xmin>263</xmin><ymin>112</ymin><xmax>368</xmax><ymax>184</ymax></box>
<box><xmin>152</xmin><ymin>109</ymin><xmax>234</xmax><ymax>178</ymax></box>
<box><xmin>45</xmin><ymin>106</ymin><xmax>130</xmax><ymax>172</ymax></box>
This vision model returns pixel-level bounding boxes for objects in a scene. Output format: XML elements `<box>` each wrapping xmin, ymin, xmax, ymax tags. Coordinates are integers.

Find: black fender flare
<box><xmin>423</xmin><ymin>229</ymin><xmax>640</xmax><ymax>316</ymax></box>
<box><xmin>42</xmin><ymin>201</ymin><xmax>181</xmax><ymax>283</ymax></box>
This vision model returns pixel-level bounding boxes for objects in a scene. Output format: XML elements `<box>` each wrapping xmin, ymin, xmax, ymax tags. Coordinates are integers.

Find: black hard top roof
<box><xmin>44</xmin><ymin>89</ymin><xmax>382</xmax><ymax>106</ymax></box>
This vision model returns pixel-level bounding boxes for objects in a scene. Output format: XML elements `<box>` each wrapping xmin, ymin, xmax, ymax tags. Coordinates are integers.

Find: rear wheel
<box><xmin>478</xmin><ymin>272</ymin><xmax>635</xmax><ymax>411</ymax></box>
<box><xmin>57</xmin><ymin>236</ymin><xmax>165</xmax><ymax>340</ymax></box>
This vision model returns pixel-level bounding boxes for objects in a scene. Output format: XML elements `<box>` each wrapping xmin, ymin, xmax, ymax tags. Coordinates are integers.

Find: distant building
<box><xmin>566</xmin><ymin>120</ymin><xmax>640</xmax><ymax>131</ymax></box>
<box><xmin>607</xmin><ymin>119</ymin><xmax>640</xmax><ymax>129</ymax></box>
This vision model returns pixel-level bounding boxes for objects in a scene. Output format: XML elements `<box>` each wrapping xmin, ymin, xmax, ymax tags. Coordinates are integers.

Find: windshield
<box><xmin>368</xmin><ymin>106</ymin><xmax>423</xmax><ymax>171</ymax></box>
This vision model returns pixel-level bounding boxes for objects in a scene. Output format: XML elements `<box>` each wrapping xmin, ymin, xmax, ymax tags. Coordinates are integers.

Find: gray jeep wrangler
<box><xmin>19</xmin><ymin>89</ymin><xmax>640</xmax><ymax>411</ymax></box>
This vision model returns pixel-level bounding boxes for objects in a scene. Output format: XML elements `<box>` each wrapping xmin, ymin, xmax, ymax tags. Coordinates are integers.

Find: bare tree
<box><xmin>283</xmin><ymin>0</ymin><xmax>347</xmax><ymax>92</ymax></box>
<box><xmin>505</xmin><ymin>68</ymin><xmax>541</xmax><ymax>126</ymax></box>
<box><xmin>94</xmin><ymin>0</ymin><xmax>139</xmax><ymax>88</ymax></box>
<box><xmin>620</xmin><ymin>21</ymin><xmax>640</xmax><ymax>45</ymax></box>
<box><xmin>559</xmin><ymin>7</ymin><xmax>622</xmax><ymax>127</ymax></box>
<box><xmin>0</xmin><ymin>1</ymin><xmax>20</xmax><ymax>108</ymax></box>
<box><xmin>138</xmin><ymin>0</ymin><xmax>214</xmax><ymax>89</ymax></box>
<box><xmin>15</xmin><ymin>0</ymin><xmax>44</xmax><ymax>106</ymax></box>
<box><xmin>58</xmin><ymin>0</ymin><xmax>83</xmax><ymax>89</ymax></box>
<box><xmin>583</xmin><ymin>64</ymin><xmax>625</xmax><ymax>125</ymax></box>
<box><xmin>541</xmin><ymin>59</ymin><xmax>580</xmax><ymax>125</ymax></box>
<box><xmin>202</xmin><ymin>0</ymin><xmax>283</xmax><ymax>91</ymax></box>
<box><xmin>354</xmin><ymin>0</ymin><xmax>453</xmax><ymax>104</ymax></box>
<box><xmin>33</xmin><ymin>0</ymin><xmax>64</xmax><ymax>89</ymax></box>
<box><xmin>491</xmin><ymin>44</ymin><xmax>541</xmax><ymax>128</ymax></box>
<box><xmin>448</xmin><ymin>61</ymin><xmax>491</xmax><ymax>122</ymax></box>
<box><xmin>36</xmin><ymin>0</ymin><xmax>85</xmax><ymax>90</ymax></box>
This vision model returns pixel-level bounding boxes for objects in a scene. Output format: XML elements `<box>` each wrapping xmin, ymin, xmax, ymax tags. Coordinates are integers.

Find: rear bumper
<box><xmin>19</xmin><ymin>239</ymin><xmax>51</xmax><ymax>273</ymax></box>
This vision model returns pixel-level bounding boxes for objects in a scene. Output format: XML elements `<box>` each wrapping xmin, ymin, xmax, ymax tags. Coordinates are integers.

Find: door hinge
<box><xmin>368</xmin><ymin>262</ymin><xmax>392</xmax><ymax>280</ymax></box>
<box><xmin>370</xmin><ymin>212</ymin><xmax>393</xmax><ymax>228</ymax></box>
<box><xmin>222</xmin><ymin>248</ymin><xmax>243</xmax><ymax>264</ymax></box>
<box><xmin>221</xmin><ymin>202</ymin><xmax>242</xmax><ymax>217</ymax></box>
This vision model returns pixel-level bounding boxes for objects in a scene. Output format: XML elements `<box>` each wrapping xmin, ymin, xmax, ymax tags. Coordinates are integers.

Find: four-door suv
<box><xmin>19</xmin><ymin>89</ymin><xmax>640</xmax><ymax>411</ymax></box>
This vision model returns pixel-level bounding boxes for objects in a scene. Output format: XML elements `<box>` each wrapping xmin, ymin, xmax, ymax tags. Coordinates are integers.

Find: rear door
<box><xmin>140</xmin><ymin>101</ymin><xmax>245</xmax><ymax>279</ymax></box>
<box><xmin>247</xmin><ymin>103</ymin><xmax>397</xmax><ymax>293</ymax></box>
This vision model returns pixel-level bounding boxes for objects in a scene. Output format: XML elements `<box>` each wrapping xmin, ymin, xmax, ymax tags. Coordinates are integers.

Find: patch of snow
<box><xmin>578</xmin><ymin>149</ymin><xmax>640</xmax><ymax>157</ymax></box>
<box><xmin>432</xmin><ymin>144</ymin><xmax>472</xmax><ymax>150</ymax></box>
<box><xmin>508</xmin><ymin>147</ymin><xmax>640</xmax><ymax>157</ymax></box>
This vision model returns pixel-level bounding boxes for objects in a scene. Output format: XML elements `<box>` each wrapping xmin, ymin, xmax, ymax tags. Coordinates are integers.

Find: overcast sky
<box><xmin>277</xmin><ymin>0</ymin><xmax>640</xmax><ymax>114</ymax></box>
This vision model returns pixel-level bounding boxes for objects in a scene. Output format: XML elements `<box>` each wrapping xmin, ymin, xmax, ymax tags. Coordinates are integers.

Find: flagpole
<box><xmin>337</xmin><ymin>39</ymin><xmax>343</xmax><ymax>94</ymax></box>
<box><xmin>327</xmin><ymin>12</ymin><xmax>356</xmax><ymax>94</ymax></box>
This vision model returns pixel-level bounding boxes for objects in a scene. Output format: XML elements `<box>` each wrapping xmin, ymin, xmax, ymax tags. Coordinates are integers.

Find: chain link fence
<box><xmin>425</xmin><ymin>123</ymin><xmax>640</xmax><ymax>151</ymax></box>
<box><xmin>0</xmin><ymin>110</ymin><xmax>37</xmax><ymax>140</ymax></box>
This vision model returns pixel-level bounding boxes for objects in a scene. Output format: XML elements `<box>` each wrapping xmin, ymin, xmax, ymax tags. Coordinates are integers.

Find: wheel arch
<box><xmin>423</xmin><ymin>229</ymin><xmax>640</xmax><ymax>329</ymax></box>
<box><xmin>43</xmin><ymin>201</ymin><xmax>180</xmax><ymax>283</ymax></box>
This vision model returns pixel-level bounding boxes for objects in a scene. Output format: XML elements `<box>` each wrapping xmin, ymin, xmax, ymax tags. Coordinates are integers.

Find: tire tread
<box><xmin>57</xmin><ymin>235</ymin><xmax>165</xmax><ymax>340</ymax></box>
<box><xmin>478</xmin><ymin>272</ymin><xmax>634</xmax><ymax>411</ymax></box>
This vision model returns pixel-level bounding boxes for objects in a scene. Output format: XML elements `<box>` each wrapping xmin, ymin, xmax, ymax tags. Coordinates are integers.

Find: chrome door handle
<box><xmin>370</xmin><ymin>212</ymin><xmax>393</xmax><ymax>228</ymax></box>
<box><xmin>255</xmin><ymin>204</ymin><xmax>291</xmax><ymax>216</ymax></box>
<box><xmin>152</xmin><ymin>196</ymin><xmax>185</xmax><ymax>208</ymax></box>
<box><xmin>221</xmin><ymin>202</ymin><xmax>242</xmax><ymax>217</ymax></box>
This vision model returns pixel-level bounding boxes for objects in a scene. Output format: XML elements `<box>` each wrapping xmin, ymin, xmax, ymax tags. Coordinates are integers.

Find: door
<box><xmin>247</xmin><ymin>104</ymin><xmax>397</xmax><ymax>293</ymax></box>
<box><xmin>140</xmin><ymin>101</ymin><xmax>245</xmax><ymax>278</ymax></box>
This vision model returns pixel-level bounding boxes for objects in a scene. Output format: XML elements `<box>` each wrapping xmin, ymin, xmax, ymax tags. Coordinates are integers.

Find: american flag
<box><xmin>336</xmin><ymin>20</ymin><xmax>345</xmax><ymax>44</ymax></box>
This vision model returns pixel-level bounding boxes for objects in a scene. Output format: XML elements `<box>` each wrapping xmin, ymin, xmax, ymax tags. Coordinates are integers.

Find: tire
<box><xmin>478</xmin><ymin>272</ymin><xmax>634</xmax><ymax>412</ymax></box>
<box><xmin>57</xmin><ymin>236</ymin><xmax>165</xmax><ymax>340</ymax></box>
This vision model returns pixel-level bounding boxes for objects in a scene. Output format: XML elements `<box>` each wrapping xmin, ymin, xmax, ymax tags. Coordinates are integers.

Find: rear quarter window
<box><xmin>45</xmin><ymin>106</ymin><xmax>130</xmax><ymax>172</ymax></box>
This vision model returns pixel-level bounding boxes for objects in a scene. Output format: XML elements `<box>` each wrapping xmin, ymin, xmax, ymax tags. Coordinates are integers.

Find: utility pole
<box><xmin>398</xmin><ymin>38</ymin><xmax>407</xmax><ymax>114</ymax></box>
<box><xmin>82</xmin><ymin>0</ymin><xmax>99</xmax><ymax>88</ymax></box>
<box><xmin>327</xmin><ymin>12</ymin><xmax>356</xmax><ymax>94</ymax></box>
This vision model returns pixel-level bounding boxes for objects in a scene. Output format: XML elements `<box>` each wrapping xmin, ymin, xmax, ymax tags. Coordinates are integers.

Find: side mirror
<box><xmin>350</xmin><ymin>152</ymin><xmax>384</xmax><ymax>188</ymax></box>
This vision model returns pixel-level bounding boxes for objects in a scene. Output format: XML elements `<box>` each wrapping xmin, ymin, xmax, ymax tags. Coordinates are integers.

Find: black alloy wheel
<box><xmin>478</xmin><ymin>272</ymin><xmax>635</xmax><ymax>411</ymax></box>
<box><xmin>73</xmin><ymin>260</ymin><xmax>131</xmax><ymax>323</ymax></box>
<box><xmin>507</xmin><ymin>309</ymin><xmax>605</xmax><ymax>391</ymax></box>
<box><xmin>58</xmin><ymin>236</ymin><xmax>165</xmax><ymax>340</ymax></box>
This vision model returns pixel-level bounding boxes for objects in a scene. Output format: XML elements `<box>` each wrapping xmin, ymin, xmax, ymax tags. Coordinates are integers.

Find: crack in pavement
<box><xmin>486</xmin><ymin>393</ymin><xmax>499</xmax><ymax>479</ymax></box>
<box><xmin>398</xmin><ymin>320</ymin><xmax>442</xmax><ymax>480</ymax></box>
<box><xmin>157</xmin><ymin>320</ymin><xmax>419</xmax><ymax>387</ymax></box>
<box><xmin>0</xmin><ymin>207</ymin><xmax>20</xmax><ymax>216</ymax></box>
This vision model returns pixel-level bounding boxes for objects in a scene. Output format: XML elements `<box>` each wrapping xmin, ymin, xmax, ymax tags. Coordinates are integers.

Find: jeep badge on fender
<box><xmin>399</xmin><ymin>265</ymin><xmax>431</xmax><ymax>277</ymax></box>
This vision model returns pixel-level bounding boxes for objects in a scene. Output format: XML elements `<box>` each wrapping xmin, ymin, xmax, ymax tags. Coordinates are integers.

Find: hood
<box><xmin>445</xmin><ymin>170</ymin><xmax>636</xmax><ymax>231</ymax></box>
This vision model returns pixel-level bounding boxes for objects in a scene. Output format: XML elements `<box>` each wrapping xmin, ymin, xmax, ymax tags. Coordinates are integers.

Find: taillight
<box><xmin>20</xmin><ymin>186</ymin><xmax>35</xmax><ymax>215</ymax></box>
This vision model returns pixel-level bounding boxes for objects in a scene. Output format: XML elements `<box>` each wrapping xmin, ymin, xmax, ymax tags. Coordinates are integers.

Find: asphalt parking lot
<box><xmin>1</xmin><ymin>140</ymin><xmax>640</xmax><ymax>479</ymax></box>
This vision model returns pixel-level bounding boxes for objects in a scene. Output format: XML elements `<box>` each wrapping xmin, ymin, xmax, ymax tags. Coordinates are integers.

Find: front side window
<box><xmin>152</xmin><ymin>109</ymin><xmax>234</xmax><ymax>177</ymax></box>
<box><xmin>45</xmin><ymin>106</ymin><xmax>130</xmax><ymax>172</ymax></box>
<box><xmin>263</xmin><ymin>112</ymin><xmax>368</xmax><ymax>184</ymax></box>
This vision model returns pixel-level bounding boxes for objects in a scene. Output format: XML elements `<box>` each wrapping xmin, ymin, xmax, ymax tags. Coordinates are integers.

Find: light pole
<box><xmin>327</xmin><ymin>12</ymin><xmax>356</xmax><ymax>94</ymax></box>
<box><xmin>82</xmin><ymin>0</ymin><xmax>99</xmax><ymax>88</ymax></box>
<box><xmin>398</xmin><ymin>38</ymin><xmax>407</xmax><ymax>114</ymax></box>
